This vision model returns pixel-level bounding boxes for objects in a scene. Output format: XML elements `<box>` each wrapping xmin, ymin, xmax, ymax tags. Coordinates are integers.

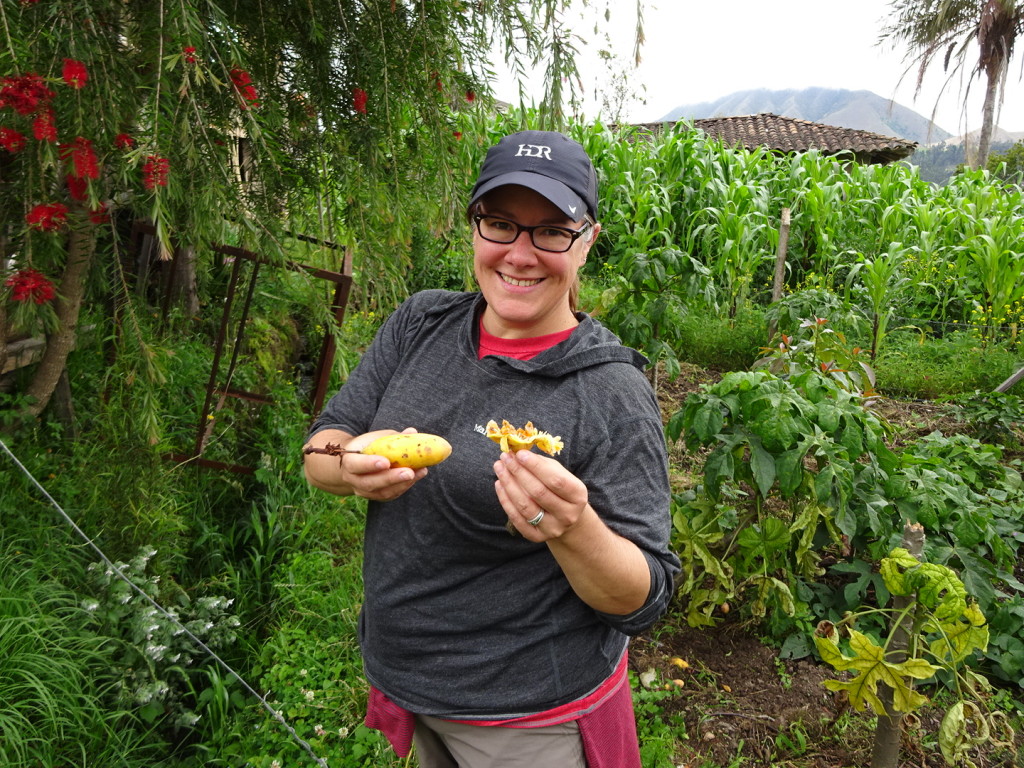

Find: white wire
<box><xmin>0</xmin><ymin>436</ymin><xmax>329</xmax><ymax>768</ymax></box>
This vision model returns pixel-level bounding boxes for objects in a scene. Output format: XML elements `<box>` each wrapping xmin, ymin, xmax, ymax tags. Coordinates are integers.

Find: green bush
<box><xmin>674</xmin><ymin>304</ymin><xmax>767</xmax><ymax>371</ymax></box>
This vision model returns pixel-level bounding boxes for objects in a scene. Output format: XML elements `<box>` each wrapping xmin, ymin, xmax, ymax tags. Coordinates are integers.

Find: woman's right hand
<box><xmin>303</xmin><ymin>428</ymin><xmax>428</xmax><ymax>501</ymax></box>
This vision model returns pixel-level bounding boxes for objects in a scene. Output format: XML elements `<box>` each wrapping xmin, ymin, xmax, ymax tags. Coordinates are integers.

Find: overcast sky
<box><xmin>491</xmin><ymin>0</ymin><xmax>1024</xmax><ymax>139</ymax></box>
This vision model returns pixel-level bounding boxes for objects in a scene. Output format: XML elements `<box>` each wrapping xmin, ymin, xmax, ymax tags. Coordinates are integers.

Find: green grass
<box><xmin>0</xmin><ymin>538</ymin><xmax>167</xmax><ymax>767</ymax></box>
<box><xmin>671</xmin><ymin>305</ymin><xmax>768</xmax><ymax>372</ymax></box>
<box><xmin>875</xmin><ymin>330</ymin><xmax>1021</xmax><ymax>398</ymax></box>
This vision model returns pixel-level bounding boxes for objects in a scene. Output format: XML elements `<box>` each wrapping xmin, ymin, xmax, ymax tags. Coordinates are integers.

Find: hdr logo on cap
<box><xmin>515</xmin><ymin>143</ymin><xmax>552</xmax><ymax>160</ymax></box>
<box><xmin>468</xmin><ymin>129</ymin><xmax>599</xmax><ymax>221</ymax></box>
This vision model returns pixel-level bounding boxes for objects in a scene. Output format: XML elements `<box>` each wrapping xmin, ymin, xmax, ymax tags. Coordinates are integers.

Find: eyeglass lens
<box><xmin>476</xmin><ymin>216</ymin><xmax>582</xmax><ymax>253</ymax></box>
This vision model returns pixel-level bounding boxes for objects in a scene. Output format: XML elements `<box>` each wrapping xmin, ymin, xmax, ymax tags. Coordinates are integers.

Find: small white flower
<box><xmin>299</xmin><ymin>669</ymin><xmax>308</xmax><ymax>677</ymax></box>
<box><xmin>314</xmin><ymin>724</ymin><xmax>326</xmax><ymax>736</ymax></box>
<box><xmin>338</xmin><ymin>726</ymin><xmax>350</xmax><ymax>738</ymax></box>
<box><xmin>271</xmin><ymin>761</ymin><xmax>282</xmax><ymax>768</ymax></box>
<box><xmin>145</xmin><ymin>644</ymin><xmax>169</xmax><ymax>659</ymax></box>
<box><xmin>303</xmin><ymin>688</ymin><xmax>315</xmax><ymax>701</ymax></box>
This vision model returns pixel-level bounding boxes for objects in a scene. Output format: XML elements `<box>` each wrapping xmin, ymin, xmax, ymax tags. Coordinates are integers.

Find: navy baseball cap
<box><xmin>469</xmin><ymin>130</ymin><xmax>598</xmax><ymax>221</ymax></box>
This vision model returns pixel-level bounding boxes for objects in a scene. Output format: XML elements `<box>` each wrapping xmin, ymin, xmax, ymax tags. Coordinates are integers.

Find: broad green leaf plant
<box><xmin>666</xmin><ymin>367</ymin><xmax>895</xmax><ymax>627</ymax></box>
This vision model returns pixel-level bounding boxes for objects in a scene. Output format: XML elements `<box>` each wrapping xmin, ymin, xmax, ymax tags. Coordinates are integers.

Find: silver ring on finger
<box><xmin>527</xmin><ymin>510</ymin><xmax>545</xmax><ymax>526</ymax></box>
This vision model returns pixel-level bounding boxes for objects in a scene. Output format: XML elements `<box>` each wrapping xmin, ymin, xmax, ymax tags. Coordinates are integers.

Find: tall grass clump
<box><xmin>875</xmin><ymin>330</ymin><xmax>1022</xmax><ymax>398</ymax></box>
<box><xmin>0</xmin><ymin>538</ymin><xmax>165</xmax><ymax>767</ymax></box>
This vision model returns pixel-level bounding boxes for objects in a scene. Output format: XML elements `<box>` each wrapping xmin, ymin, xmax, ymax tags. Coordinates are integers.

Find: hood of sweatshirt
<box><xmin>417</xmin><ymin>290</ymin><xmax>648</xmax><ymax>378</ymax></box>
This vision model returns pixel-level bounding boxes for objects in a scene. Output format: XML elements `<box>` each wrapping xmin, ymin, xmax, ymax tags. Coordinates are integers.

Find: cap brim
<box><xmin>470</xmin><ymin>171</ymin><xmax>587</xmax><ymax>221</ymax></box>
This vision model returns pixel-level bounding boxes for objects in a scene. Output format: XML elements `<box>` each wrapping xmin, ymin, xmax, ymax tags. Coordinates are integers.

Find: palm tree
<box><xmin>881</xmin><ymin>0</ymin><xmax>1024</xmax><ymax>168</ymax></box>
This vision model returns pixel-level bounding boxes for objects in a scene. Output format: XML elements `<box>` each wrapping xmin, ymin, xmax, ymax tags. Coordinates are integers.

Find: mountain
<box><xmin>938</xmin><ymin>125</ymin><xmax>1024</xmax><ymax>147</ymax></box>
<box><xmin>659</xmin><ymin>87</ymin><xmax>953</xmax><ymax>146</ymax></box>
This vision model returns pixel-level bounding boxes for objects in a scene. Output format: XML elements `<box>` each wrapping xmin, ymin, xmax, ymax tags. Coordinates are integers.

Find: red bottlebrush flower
<box><xmin>62</xmin><ymin>59</ymin><xmax>88</xmax><ymax>89</ymax></box>
<box><xmin>465</xmin><ymin>90</ymin><xmax>475</xmax><ymax>103</ymax></box>
<box><xmin>239</xmin><ymin>84</ymin><xmax>259</xmax><ymax>107</ymax></box>
<box><xmin>352</xmin><ymin>87</ymin><xmax>367</xmax><ymax>115</ymax></box>
<box><xmin>113</xmin><ymin>132</ymin><xmax>134</xmax><ymax>150</ymax></box>
<box><xmin>32</xmin><ymin>109</ymin><xmax>57</xmax><ymax>142</ymax></box>
<box><xmin>5</xmin><ymin>268</ymin><xmax>55</xmax><ymax>304</ymax></box>
<box><xmin>89</xmin><ymin>203</ymin><xmax>110</xmax><ymax>225</ymax></box>
<box><xmin>0</xmin><ymin>72</ymin><xmax>55</xmax><ymax>115</ymax></box>
<box><xmin>229</xmin><ymin>68</ymin><xmax>260</xmax><ymax>108</ymax></box>
<box><xmin>142</xmin><ymin>155</ymin><xmax>170</xmax><ymax>190</ymax></box>
<box><xmin>183</xmin><ymin>46</ymin><xmax>198</xmax><ymax>64</ymax></box>
<box><xmin>0</xmin><ymin>127</ymin><xmax>26</xmax><ymax>152</ymax></box>
<box><xmin>66</xmin><ymin>174</ymin><xmax>88</xmax><ymax>201</ymax></box>
<box><xmin>25</xmin><ymin>202</ymin><xmax>69</xmax><ymax>232</ymax></box>
<box><xmin>60</xmin><ymin>137</ymin><xmax>99</xmax><ymax>179</ymax></box>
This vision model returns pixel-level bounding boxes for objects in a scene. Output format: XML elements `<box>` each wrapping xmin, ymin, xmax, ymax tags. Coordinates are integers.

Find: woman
<box><xmin>303</xmin><ymin>130</ymin><xmax>680</xmax><ymax>767</ymax></box>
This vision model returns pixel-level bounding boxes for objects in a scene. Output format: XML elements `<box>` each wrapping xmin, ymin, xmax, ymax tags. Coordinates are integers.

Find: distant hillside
<box><xmin>909</xmin><ymin>141</ymin><xmax>1022</xmax><ymax>184</ymax></box>
<box><xmin>660</xmin><ymin>87</ymin><xmax>952</xmax><ymax>146</ymax></box>
<box><xmin>937</xmin><ymin>125</ymin><xmax>1024</xmax><ymax>147</ymax></box>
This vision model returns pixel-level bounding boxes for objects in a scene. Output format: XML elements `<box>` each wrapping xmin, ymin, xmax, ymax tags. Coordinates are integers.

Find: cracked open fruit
<box><xmin>485</xmin><ymin>419</ymin><xmax>563</xmax><ymax>456</ymax></box>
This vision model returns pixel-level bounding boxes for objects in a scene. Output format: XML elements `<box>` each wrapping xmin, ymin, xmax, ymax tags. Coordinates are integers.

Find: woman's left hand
<box><xmin>493</xmin><ymin>449</ymin><xmax>589</xmax><ymax>541</ymax></box>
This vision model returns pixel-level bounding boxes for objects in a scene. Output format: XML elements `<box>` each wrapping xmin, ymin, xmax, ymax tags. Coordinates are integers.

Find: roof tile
<box><xmin>631</xmin><ymin>112</ymin><xmax>917</xmax><ymax>163</ymax></box>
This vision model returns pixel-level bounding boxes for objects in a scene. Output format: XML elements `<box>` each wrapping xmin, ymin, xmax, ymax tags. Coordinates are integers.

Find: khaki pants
<box><xmin>412</xmin><ymin>714</ymin><xmax>587</xmax><ymax>768</ymax></box>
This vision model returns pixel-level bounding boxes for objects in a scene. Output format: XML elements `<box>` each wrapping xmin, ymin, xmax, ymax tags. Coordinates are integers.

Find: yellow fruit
<box><xmin>485</xmin><ymin>419</ymin><xmax>563</xmax><ymax>456</ymax></box>
<box><xmin>361</xmin><ymin>433</ymin><xmax>452</xmax><ymax>469</ymax></box>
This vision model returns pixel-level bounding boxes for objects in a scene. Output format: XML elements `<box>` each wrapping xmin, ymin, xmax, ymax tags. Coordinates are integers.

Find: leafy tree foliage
<box><xmin>0</xmin><ymin>0</ymin><xmax>605</xmax><ymax>421</ymax></box>
<box><xmin>986</xmin><ymin>138</ymin><xmax>1024</xmax><ymax>182</ymax></box>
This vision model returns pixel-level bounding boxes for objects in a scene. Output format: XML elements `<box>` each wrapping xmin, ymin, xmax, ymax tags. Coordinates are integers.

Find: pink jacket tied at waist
<box><xmin>364</xmin><ymin>652</ymin><xmax>640</xmax><ymax>768</ymax></box>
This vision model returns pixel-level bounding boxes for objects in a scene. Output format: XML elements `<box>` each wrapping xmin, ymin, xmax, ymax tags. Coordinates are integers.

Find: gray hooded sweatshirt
<box><xmin>308</xmin><ymin>289</ymin><xmax>680</xmax><ymax>718</ymax></box>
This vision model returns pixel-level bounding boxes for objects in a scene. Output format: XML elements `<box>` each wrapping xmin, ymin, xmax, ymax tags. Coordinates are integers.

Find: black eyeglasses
<box><xmin>472</xmin><ymin>214</ymin><xmax>592</xmax><ymax>253</ymax></box>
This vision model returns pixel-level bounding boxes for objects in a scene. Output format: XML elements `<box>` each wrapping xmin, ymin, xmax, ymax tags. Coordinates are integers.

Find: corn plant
<box><xmin>844</xmin><ymin>243</ymin><xmax>914</xmax><ymax>359</ymax></box>
<box><xmin>578</xmin><ymin>121</ymin><xmax>1024</xmax><ymax>355</ymax></box>
<box><xmin>964</xmin><ymin>216</ymin><xmax>1024</xmax><ymax>343</ymax></box>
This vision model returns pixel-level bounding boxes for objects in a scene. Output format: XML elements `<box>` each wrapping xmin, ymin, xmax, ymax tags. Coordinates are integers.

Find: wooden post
<box><xmin>767</xmin><ymin>207</ymin><xmax>791</xmax><ymax>342</ymax></box>
<box><xmin>995</xmin><ymin>365</ymin><xmax>1024</xmax><ymax>393</ymax></box>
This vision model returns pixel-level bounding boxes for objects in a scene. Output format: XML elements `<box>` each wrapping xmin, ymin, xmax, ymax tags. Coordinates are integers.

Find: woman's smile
<box><xmin>499</xmin><ymin>273</ymin><xmax>543</xmax><ymax>288</ymax></box>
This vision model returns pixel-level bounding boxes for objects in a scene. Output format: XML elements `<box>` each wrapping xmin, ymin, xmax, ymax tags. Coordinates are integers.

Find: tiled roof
<box><xmin>631</xmin><ymin>113</ymin><xmax>918</xmax><ymax>163</ymax></box>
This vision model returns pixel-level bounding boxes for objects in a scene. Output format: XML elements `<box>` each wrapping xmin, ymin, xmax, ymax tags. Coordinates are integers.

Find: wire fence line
<box><xmin>0</xmin><ymin>436</ymin><xmax>329</xmax><ymax>768</ymax></box>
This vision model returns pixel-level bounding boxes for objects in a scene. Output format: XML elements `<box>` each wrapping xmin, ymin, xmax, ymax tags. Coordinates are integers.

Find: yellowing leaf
<box><xmin>928</xmin><ymin>602</ymin><xmax>989</xmax><ymax>664</ymax></box>
<box><xmin>879</xmin><ymin>547</ymin><xmax>922</xmax><ymax>595</ymax></box>
<box><xmin>939</xmin><ymin>701</ymin><xmax>989</xmax><ymax>765</ymax></box>
<box><xmin>814</xmin><ymin>630</ymin><xmax>937</xmax><ymax>715</ymax></box>
<box><xmin>913</xmin><ymin>562</ymin><xmax>967</xmax><ymax>621</ymax></box>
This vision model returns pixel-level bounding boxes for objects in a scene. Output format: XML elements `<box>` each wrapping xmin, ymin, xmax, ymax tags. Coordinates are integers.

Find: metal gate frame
<box><xmin>131</xmin><ymin>222</ymin><xmax>353</xmax><ymax>474</ymax></box>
